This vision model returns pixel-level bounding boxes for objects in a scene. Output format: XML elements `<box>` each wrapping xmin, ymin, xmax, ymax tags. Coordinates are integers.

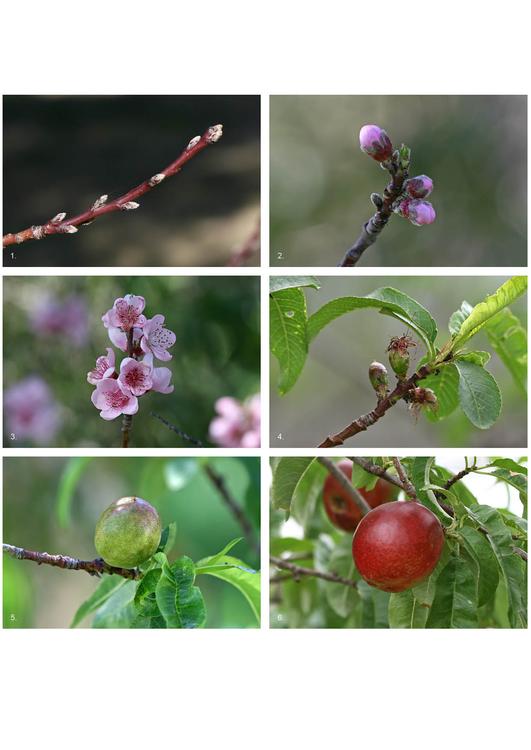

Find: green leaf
<box><xmin>491</xmin><ymin>468</ymin><xmax>528</xmax><ymax>509</ymax></box>
<box><xmin>155</xmin><ymin>557</ymin><xmax>206</xmax><ymax>629</ymax></box>
<box><xmin>450</xmin><ymin>276</ymin><xmax>527</xmax><ymax>351</ymax></box>
<box><xmin>448</xmin><ymin>301</ymin><xmax>473</xmax><ymax>335</ymax></box>
<box><xmin>271</xmin><ymin>457</ymin><xmax>315</xmax><ymax>512</ymax></box>
<box><xmin>426</xmin><ymin>554</ymin><xmax>478</xmax><ymax>628</ymax></box>
<box><xmin>270</xmin><ymin>288</ymin><xmax>309</xmax><ymax>394</ymax></box>
<box><xmin>291</xmin><ymin>459</ymin><xmax>328</xmax><ymax>532</ymax></box>
<box><xmin>134</xmin><ymin>568</ymin><xmax>163</xmax><ymax>618</ymax></box>
<box><xmin>418</xmin><ymin>364</ymin><xmax>459</xmax><ymax>422</ymax></box>
<box><xmin>195</xmin><ymin>538</ymin><xmax>243</xmax><ymax>571</ymax></box>
<box><xmin>484</xmin><ymin>308</ymin><xmax>527</xmax><ymax>394</ymax></box>
<box><xmin>314</xmin><ymin>539</ymin><xmax>359</xmax><ymax>619</ymax></box>
<box><xmin>454</xmin><ymin>360</ymin><xmax>501</xmax><ymax>429</ymax></box>
<box><xmin>388</xmin><ymin>562</ymin><xmax>444</xmax><ymax>628</ymax></box>
<box><xmin>459</xmin><ymin>526</ymin><xmax>499</xmax><ymax>607</ymax></box>
<box><xmin>307</xmin><ymin>287</ymin><xmax>437</xmax><ymax>355</ymax></box>
<box><xmin>465</xmin><ymin>504</ymin><xmax>527</xmax><ymax>628</ymax></box>
<box><xmin>92</xmin><ymin>580</ymin><xmax>138</xmax><ymax>628</ymax></box>
<box><xmin>196</xmin><ymin>555</ymin><xmax>260</xmax><ymax>624</ymax></box>
<box><xmin>269</xmin><ymin>537</ymin><xmax>315</xmax><ymax>556</ymax></box>
<box><xmin>269</xmin><ymin>276</ymin><xmax>320</xmax><ymax>293</ymax></box>
<box><xmin>490</xmin><ymin>458</ymin><xmax>527</xmax><ymax>475</ymax></box>
<box><xmin>70</xmin><ymin>575</ymin><xmax>127</xmax><ymax>628</ymax></box>
<box><xmin>56</xmin><ymin>457</ymin><xmax>93</xmax><ymax>528</ymax></box>
<box><xmin>456</xmin><ymin>350</ymin><xmax>491</xmax><ymax>366</ymax></box>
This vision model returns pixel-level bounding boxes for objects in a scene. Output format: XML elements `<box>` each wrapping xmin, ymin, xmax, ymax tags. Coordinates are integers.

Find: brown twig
<box><xmin>316</xmin><ymin>456</ymin><xmax>370</xmax><ymax>514</ymax></box>
<box><xmin>444</xmin><ymin>462</ymin><xmax>478</xmax><ymax>491</ymax></box>
<box><xmin>318</xmin><ymin>363</ymin><xmax>433</xmax><ymax>447</ymax></box>
<box><xmin>350</xmin><ymin>457</ymin><xmax>404</xmax><ymax>490</ymax></box>
<box><xmin>226</xmin><ymin>220</ymin><xmax>260</xmax><ymax>266</ymax></box>
<box><xmin>3</xmin><ymin>124</ymin><xmax>223</xmax><ymax>249</ymax></box>
<box><xmin>3</xmin><ymin>543</ymin><xmax>141</xmax><ymax>580</ymax></box>
<box><xmin>338</xmin><ymin>164</ymin><xmax>408</xmax><ymax>267</ymax></box>
<box><xmin>512</xmin><ymin>547</ymin><xmax>528</xmax><ymax>563</ymax></box>
<box><xmin>150</xmin><ymin>412</ymin><xmax>203</xmax><ymax>447</ymax></box>
<box><xmin>392</xmin><ymin>458</ymin><xmax>417</xmax><ymax>500</ymax></box>
<box><xmin>270</xmin><ymin>556</ymin><xmax>357</xmax><ymax>588</ymax></box>
<box><xmin>203</xmin><ymin>464</ymin><xmax>259</xmax><ymax>556</ymax></box>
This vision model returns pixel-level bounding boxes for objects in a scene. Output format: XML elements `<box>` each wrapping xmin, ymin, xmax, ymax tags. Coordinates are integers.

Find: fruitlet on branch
<box><xmin>94</xmin><ymin>496</ymin><xmax>162</xmax><ymax>569</ymax></box>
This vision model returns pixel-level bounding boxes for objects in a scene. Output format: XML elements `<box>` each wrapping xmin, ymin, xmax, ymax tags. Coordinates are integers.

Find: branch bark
<box><xmin>316</xmin><ymin>456</ymin><xmax>370</xmax><ymax>514</ymax></box>
<box><xmin>3</xmin><ymin>124</ymin><xmax>223</xmax><ymax>249</ymax></box>
<box><xmin>317</xmin><ymin>363</ymin><xmax>433</xmax><ymax>447</ymax></box>
<box><xmin>226</xmin><ymin>220</ymin><xmax>260</xmax><ymax>266</ymax></box>
<box><xmin>350</xmin><ymin>457</ymin><xmax>404</xmax><ymax>490</ymax></box>
<box><xmin>338</xmin><ymin>165</ymin><xmax>408</xmax><ymax>267</ymax></box>
<box><xmin>270</xmin><ymin>556</ymin><xmax>357</xmax><ymax>588</ymax></box>
<box><xmin>392</xmin><ymin>457</ymin><xmax>417</xmax><ymax>500</ymax></box>
<box><xmin>3</xmin><ymin>543</ymin><xmax>141</xmax><ymax>579</ymax></box>
<box><xmin>203</xmin><ymin>464</ymin><xmax>260</xmax><ymax>556</ymax></box>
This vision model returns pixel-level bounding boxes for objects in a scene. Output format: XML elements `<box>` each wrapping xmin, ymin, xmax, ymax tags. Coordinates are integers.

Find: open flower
<box><xmin>140</xmin><ymin>315</ymin><xmax>176</xmax><ymax>361</ymax></box>
<box><xmin>102</xmin><ymin>294</ymin><xmax>146</xmax><ymax>332</ymax></box>
<box><xmin>91</xmin><ymin>379</ymin><xmax>138</xmax><ymax>420</ymax></box>
<box><xmin>87</xmin><ymin>348</ymin><xmax>115</xmax><ymax>385</ymax></box>
<box><xmin>4</xmin><ymin>376</ymin><xmax>62</xmax><ymax>443</ymax></box>
<box><xmin>141</xmin><ymin>354</ymin><xmax>174</xmax><ymax>394</ymax></box>
<box><xmin>118</xmin><ymin>357</ymin><xmax>153</xmax><ymax>396</ymax></box>
<box><xmin>209</xmin><ymin>394</ymin><xmax>260</xmax><ymax>448</ymax></box>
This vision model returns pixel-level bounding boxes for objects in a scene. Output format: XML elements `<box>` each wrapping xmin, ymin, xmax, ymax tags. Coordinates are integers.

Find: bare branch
<box><xmin>3</xmin><ymin>124</ymin><xmax>223</xmax><ymax>249</ymax></box>
<box><xmin>350</xmin><ymin>457</ymin><xmax>404</xmax><ymax>490</ymax></box>
<box><xmin>316</xmin><ymin>457</ymin><xmax>370</xmax><ymax>514</ymax></box>
<box><xmin>203</xmin><ymin>465</ymin><xmax>260</xmax><ymax>556</ymax></box>
<box><xmin>270</xmin><ymin>556</ymin><xmax>357</xmax><ymax>588</ymax></box>
<box><xmin>318</xmin><ymin>363</ymin><xmax>433</xmax><ymax>447</ymax></box>
<box><xmin>392</xmin><ymin>458</ymin><xmax>417</xmax><ymax>500</ymax></box>
<box><xmin>3</xmin><ymin>543</ymin><xmax>141</xmax><ymax>580</ymax></box>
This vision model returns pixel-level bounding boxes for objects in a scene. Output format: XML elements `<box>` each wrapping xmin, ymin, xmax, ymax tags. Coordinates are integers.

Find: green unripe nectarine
<box><xmin>94</xmin><ymin>496</ymin><xmax>161</xmax><ymax>569</ymax></box>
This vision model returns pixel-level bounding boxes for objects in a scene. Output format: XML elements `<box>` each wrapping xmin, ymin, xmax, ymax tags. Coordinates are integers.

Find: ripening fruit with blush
<box><xmin>94</xmin><ymin>496</ymin><xmax>162</xmax><ymax>569</ymax></box>
<box><xmin>322</xmin><ymin>459</ymin><xmax>397</xmax><ymax>532</ymax></box>
<box><xmin>352</xmin><ymin>501</ymin><xmax>444</xmax><ymax>592</ymax></box>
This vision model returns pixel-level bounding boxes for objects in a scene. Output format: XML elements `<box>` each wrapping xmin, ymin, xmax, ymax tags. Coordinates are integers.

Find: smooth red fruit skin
<box><xmin>352</xmin><ymin>501</ymin><xmax>444</xmax><ymax>593</ymax></box>
<box><xmin>323</xmin><ymin>460</ymin><xmax>396</xmax><ymax>532</ymax></box>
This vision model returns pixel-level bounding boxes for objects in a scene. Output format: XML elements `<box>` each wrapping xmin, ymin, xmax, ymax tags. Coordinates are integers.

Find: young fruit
<box><xmin>352</xmin><ymin>501</ymin><xmax>444</xmax><ymax>592</ymax></box>
<box><xmin>322</xmin><ymin>459</ymin><xmax>396</xmax><ymax>532</ymax></box>
<box><xmin>94</xmin><ymin>496</ymin><xmax>162</xmax><ymax>569</ymax></box>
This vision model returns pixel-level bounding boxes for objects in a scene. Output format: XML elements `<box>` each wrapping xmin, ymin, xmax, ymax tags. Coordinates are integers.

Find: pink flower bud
<box><xmin>397</xmin><ymin>199</ymin><xmax>436</xmax><ymax>227</ymax></box>
<box><xmin>404</xmin><ymin>175</ymin><xmax>434</xmax><ymax>199</ymax></box>
<box><xmin>359</xmin><ymin>124</ymin><xmax>393</xmax><ymax>162</ymax></box>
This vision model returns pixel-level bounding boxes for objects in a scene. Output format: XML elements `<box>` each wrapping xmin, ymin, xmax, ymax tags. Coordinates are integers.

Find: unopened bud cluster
<box><xmin>358</xmin><ymin>124</ymin><xmax>436</xmax><ymax>227</ymax></box>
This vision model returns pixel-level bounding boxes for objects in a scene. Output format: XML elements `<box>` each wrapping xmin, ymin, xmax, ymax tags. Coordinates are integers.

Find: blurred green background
<box><xmin>270</xmin><ymin>95</ymin><xmax>527</xmax><ymax>267</ymax></box>
<box><xmin>270</xmin><ymin>276</ymin><xmax>527</xmax><ymax>448</ymax></box>
<box><xmin>3</xmin><ymin>95</ymin><xmax>260</xmax><ymax>267</ymax></box>
<box><xmin>3</xmin><ymin>456</ymin><xmax>260</xmax><ymax>628</ymax></box>
<box><xmin>4</xmin><ymin>275</ymin><xmax>260</xmax><ymax>447</ymax></box>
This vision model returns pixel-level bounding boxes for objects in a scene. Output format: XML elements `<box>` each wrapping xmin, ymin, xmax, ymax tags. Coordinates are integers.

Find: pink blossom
<box><xmin>31</xmin><ymin>295</ymin><xmax>89</xmax><ymax>347</ymax></box>
<box><xmin>209</xmin><ymin>394</ymin><xmax>261</xmax><ymax>448</ymax></box>
<box><xmin>118</xmin><ymin>357</ymin><xmax>153</xmax><ymax>396</ymax></box>
<box><xmin>143</xmin><ymin>354</ymin><xmax>174</xmax><ymax>394</ymax></box>
<box><xmin>404</xmin><ymin>175</ymin><xmax>434</xmax><ymax>199</ymax></box>
<box><xmin>87</xmin><ymin>348</ymin><xmax>115</xmax><ymax>385</ymax></box>
<box><xmin>91</xmin><ymin>379</ymin><xmax>138</xmax><ymax>421</ymax></box>
<box><xmin>359</xmin><ymin>124</ymin><xmax>393</xmax><ymax>162</ymax></box>
<box><xmin>140</xmin><ymin>315</ymin><xmax>176</xmax><ymax>361</ymax></box>
<box><xmin>398</xmin><ymin>199</ymin><xmax>436</xmax><ymax>226</ymax></box>
<box><xmin>4</xmin><ymin>376</ymin><xmax>62</xmax><ymax>444</ymax></box>
<box><xmin>102</xmin><ymin>294</ymin><xmax>146</xmax><ymax>332</ymax></box>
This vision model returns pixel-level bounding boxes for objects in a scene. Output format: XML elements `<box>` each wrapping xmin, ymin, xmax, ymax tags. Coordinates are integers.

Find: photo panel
<box><xmin>3</xmin><ymin>456</ymin><xmax>260</xmax><ymax>629</ymax></box>
<box><xmin>270</xmin><ymin>275</ymin><xmax>527</xmax><ymax>448</ymax></box>
<box><xmin>270</xmin><ymin>95</ymin><xmax>527</xmax><ymax>267</ymax></box>
<box><xmin>4</xmin><ymin>275</ymin><xmax>260</xmax><ymax>448</ymax></box>
<box><xmin>270</xmin><ymin>455</ymin><xmax>527</xmax><ymax>629</ymax></box>
<box><xmin>3</xmin><ymin>94</ymin><xmax>260</xmax><ymax>267</ymax></box>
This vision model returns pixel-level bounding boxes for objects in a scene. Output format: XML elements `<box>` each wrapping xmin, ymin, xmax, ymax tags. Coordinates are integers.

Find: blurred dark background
<box><xmin>3</xmin><ymin>456</ymin><xmax>260</xmax><ymax>628</ymax></box>
<box><xmin>270</xmin><ymin>95</ymin><xmax>527</xmax><ymax>267</ymax></box>
<box><xmin>3</xmin><ymin>95</ymin><xmax>260</xmax><ymax>267</ymax></box>
<box><xmin>270</xmin><ymin>276</ymin><xmax>527</xmax><ymax>448</ymax></box>
<box><xmin>4</xmin><ymin>275</ymin><xmax>260</xmax><ymax>447</ymax></box>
